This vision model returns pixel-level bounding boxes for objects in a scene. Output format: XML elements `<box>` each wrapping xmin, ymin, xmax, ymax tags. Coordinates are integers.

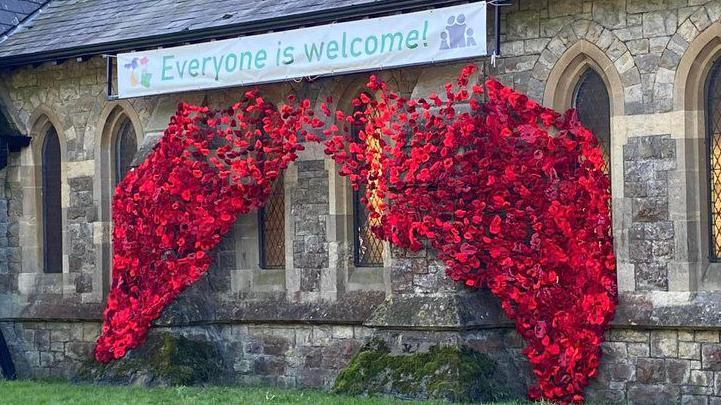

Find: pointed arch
<box><xmin>41</xmin><ymin>127</ymin><xmax>62</xmax><ymax>274</ymax></box>
<box><xmin>672</xmin><ymin>22</ymin><xmax>721</xmax><ymax>289</ymax></box>
<box><xmin>543</xmin><ymin>40</ymin><xmax>625</xmax><ymax>117</ymax></box>
<box><xmin>96</xmin><ymin>101</ymin><xmax>143</xmax><ymax>222</ymax></box>
<box><xmin>95</xmin><ymin>101</ymin><xmax>143</xmax><ymax>295</ymax></box>
<box><xmin>543</xmin><ymin>40</ymin><xmax>624</xmax><ymax>187</ymax></box>
<box><xmin>21</xmin><ymin>106</ymin><xmax>68</xmax><ymax>276</ymax></box>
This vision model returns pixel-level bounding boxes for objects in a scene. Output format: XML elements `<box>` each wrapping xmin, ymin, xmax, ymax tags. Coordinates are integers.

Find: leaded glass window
<box><xmin>706</xmin><ymin>59</ymin><xmax>721</xmax><ymax>261</ymax></box>
<box><xmin>42</xmin><ymin>127</ymin><xmax>62</xmax><ymax>274</ymax></box>
<box><xmin>259</xmin><ymin>178</ymin><xmax>285</xmax><ymax>269</ymax></box>
<box><xmin>114</xmin><ymin>118</ymin><xmax>137</xmax><ymax>186</ymax></box>
<box><xmin>574</xmin><ymin>68</ymin><xmax>611</xmax><ymax>174</ymax></box>
<box><xmin>351</xmin><ymin>99</ymin><xmax>384</xmax><ymax>267</ymax></box>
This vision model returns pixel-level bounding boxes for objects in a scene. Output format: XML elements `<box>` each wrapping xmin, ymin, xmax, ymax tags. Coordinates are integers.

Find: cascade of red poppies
<box><xmin>96</xmin><ymin>65</ymin><xmax>616</xmax><ymax>404</ymax></box>
<box><xmin>322</xmin><ymin>66</ymin><xmax>617</xmax><ymax>404</ymax></box>
<box><xmin>94</xmin><ymin>92</ymin><xmax>321</xmax><ymax>362</ymax></box>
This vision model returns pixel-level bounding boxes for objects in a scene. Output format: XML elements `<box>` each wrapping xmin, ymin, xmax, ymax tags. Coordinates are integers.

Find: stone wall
<box><xmin>588</xmin><ymin>329</ymin><xmax>721</xmax><ymax>404</ymax></box>
<box><xmin>0</xmin><ymin>321</ymin><xmax>98</xmax><ymax>379</ymax></box>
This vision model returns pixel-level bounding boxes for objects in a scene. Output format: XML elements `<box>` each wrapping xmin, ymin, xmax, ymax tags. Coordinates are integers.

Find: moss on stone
<box><xmin>76</xmin><ymin>332</ymin><xmax>227</xmax><ymax>386</ymax></box>
<box><xmin>333</xmin><ymin>339</ymin><xmax>507</xmax><ymax>402</ymax></box>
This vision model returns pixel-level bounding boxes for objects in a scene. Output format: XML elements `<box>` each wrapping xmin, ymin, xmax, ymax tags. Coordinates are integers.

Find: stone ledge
<box><xmin>0</xmin><ymin>290</ymin><xmax>386</xmax><ymax>325</ymax></box>
<box><xmin>364</xmin><ymin>290</ymin><xmax>512</xmax><ymax>330</ymax></box>
<box><xmin>613</xmin><ymin>291</ymin><xmax>721</xmax><ymax>329</ymax></box>
<box><xmin>7</xmin><ymin>290</ymin><xmax>721</xmax><ymax>331</ymax></box>
<box><xmin>366</xmin><ymin>291</ymin><xmax>721</xmax><ymax>331</ymax></box>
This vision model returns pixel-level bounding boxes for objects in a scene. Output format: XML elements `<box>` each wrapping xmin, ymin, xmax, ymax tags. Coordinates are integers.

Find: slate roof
<box><xmin>0</xmin><ymin>0</ymin><xmax>45</xmax><ymax>36</ymax></box>
<box><xmin>0</xmin><ymin>0</ymin><xmax>461</xmax><ymax>65</ymax></box>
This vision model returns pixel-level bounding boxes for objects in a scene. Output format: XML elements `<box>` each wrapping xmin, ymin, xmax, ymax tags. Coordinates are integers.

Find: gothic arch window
<box><xmin>706</xmin><ymin>58</ymin><xmax>721</xmax><ymax>261</ymax></box>
<box><xmin>259</xmin><ymin>178</ymin><xmax>285</xmax><ymax>269</ymax></box>
<box><xmin>351</xmin><ymin>98</ymin><xmax>384</xmax><ymax>267</ymax></box>
<box><xmin>113</xmin><ymin>117</ymin><xmax>137</xmax><ymax>186</ymax></box>
<box><xmin>42</xmin><ymin>127</ymin><xmax>62</xmax><ymax>274</ymax></box>
<box><xmin>574</xmin><ymin>68</ymin><xmax>611</xmax><ymax>173</ymax></box>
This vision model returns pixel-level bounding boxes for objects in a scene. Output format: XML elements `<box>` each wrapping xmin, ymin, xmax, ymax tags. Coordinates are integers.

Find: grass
<box><xmin>0</xmin><ymin>380</ymin><xmax>536</xmax><ymax>405</ymax></box>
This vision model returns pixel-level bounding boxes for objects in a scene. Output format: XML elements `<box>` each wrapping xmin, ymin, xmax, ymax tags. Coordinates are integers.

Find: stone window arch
<box><xmin>543</xmin><ymin>42</ymin><xmax>623</xmax><ymax>180</ymax></box>
<box><xmin>350</xmin><ymin>97</ymin><xmax>384</xmax><ymax>268</ymax></box>
<box><xmin>98</xmin><ymin>104</ymin><xmax>143</xmax><ymax>222</ymax></box>
<box><xmin>41</xmin><ymin>126</ymin><xmax>62</xmax><ymax>274</ymax></box>
<box><xmin>544</xmin><ymin>40</ymin><xmax>625</xmax><ymax>287</ymax></box>
<box><xmin>323</xmin><ymin>77</ymin><xmax>391</xmax><ymax>293</ymax></box>
<box><xmin>258</xmin><ymin>177</ymin><xmax>285</xmax><ymax>269</ymax></box>
<box><xmin>113</xmin><ymin>117</ymin><xmax>137</xmax><ymax>187</ymax></box>
<box><xmin>18</xmin><ymin>108</ymin><xmax>69</xmax><ymax>282</ymax></box>
<box><xmin>707</xmin><ymin>58</ymin><xmax>721</xmax><ymax>262</ymax></box>
<box><xmin>544</xmin><ymin>41</ymin><xmax>623</xmax><ymax>175</ymax></box>
<box><xmin>673</xmin><ymin>22</ymin><xmax>721</xmax><ymax>289</ymax></box>
<box><xmin>97</xmin><ymin>103</ymin><xmax>143</xmax><ymax>294</ymax></box>
<box><xmin>573</xmin><ymin>68</ymin><xmax>612</xmax><ymax>174</ymax></box>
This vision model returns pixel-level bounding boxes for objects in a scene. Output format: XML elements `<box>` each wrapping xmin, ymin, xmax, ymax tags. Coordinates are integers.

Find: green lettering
<box><xmin>201</xmin><ymin>56</ymin><xmax>212</xmax><ymax>76</ymax></box>
<box><xmin>304</xmin><ymin>42</ymin><xmax>325</xmax><ymax>62</ymax></box>
<box><xmin>212</xmin><ymin>55</ymin><xmax>225</xmax><ymax>80</ymax></box>
<box><xmin>283</xmin><ymin>46</ymin><xmax>295</xmax><ymax>65</ymax></box>
<box><xmin>239</xmin><ymin>51</ymin><xmax>253</xmax><ymax>70</ymax></box>
<box><xmin>255</xmin><ymin>49</ymin><xmax>267</xmax><ymax>69</ymax></box>
<box><xmin>326</xmin><ymin>41</ymin><xmax>339</xmax><ymax>60</ymax></box>
<box><xmin>406</xmin><ymin>30</ymin><xmax>419</xmax><ymax>49</ymax></box>
<box><xmin>225</xmin><ymin>53</ymin><xmax>238</xmax><ymax>71</ymax></box>
<box><xmin>380</xmin><ymin>32</ymin><xmax>404</xmax><ymax>53</ymax></box>
<box><xmin>350</xmin><ymin>37</ymin><xmax>362</xmax><ymax>57</ymax></box>
<box><xmin>365</xmin><ymin>36</ymin><xmax>378</xmax><ymax>55</ymax></box>
<box><xmin>187</xmin><ymin>59</ymin><xmax>200</xmax><ymax>77</ymax></box>
<box><xmin>342</xmin><ymin>32</ymin><xmax>348</xmax><ymax>58</ymax></box>
<box><xmin>175</xmin><ymin>59</ymin><xmax>188</xmax><ymax>78</ymax></box>
<box><xmin>161</xmin><ymin>55</ymin><xmax>174</xmax><ymax>80</ymax></box>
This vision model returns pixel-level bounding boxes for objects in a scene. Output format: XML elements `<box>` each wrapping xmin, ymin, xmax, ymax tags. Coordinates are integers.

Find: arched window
<box><xmin>114</xmin><ymin>117</ymin><xmax>137</xmax><ymax>186</ymax></box>
<box><xmin>351</xmin><ymin>99</ymin><xmax>384</xmax><ymax>267</ymax></box>
<box><xmin>259</xmin><ymin>178</ymin><xmax>285</xmax><ymax>269</ymax></box>
<box><xmin>706</xmin><ymin>59</ymin><xmax>721</xmax><ymax>261</ymax></box>
<box><xmin>42</xmin><ymin>127</ymin><xmax>62</xmax><ymax>274</ymax></box>
<box><xmin>574</xmin><ymin>68</ymin><xmax>611</xmax><ymax>173</ymax></box>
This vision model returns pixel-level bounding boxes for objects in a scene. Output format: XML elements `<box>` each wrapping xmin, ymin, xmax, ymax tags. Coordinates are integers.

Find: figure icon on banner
<box><xmin>440</xmin><ymin>13</ymin><xmax>476</xmax><ymax>50</ymax></box>
<box><xmin>466</xmin><ymin>28</ymin><xmax>477</xmax><ymax>47</ymax></box>
<box><xmin>440</xmin><ymin>31</ymin><xmax>450</xmax><ymax>50</ymax></box>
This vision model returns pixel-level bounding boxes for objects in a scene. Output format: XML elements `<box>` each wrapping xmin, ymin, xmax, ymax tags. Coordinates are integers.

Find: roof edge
<box><xmin>0</xmin><ymin>1</ymin><xmax>51</xmax><ymax>43</ymax></box>
<box><xmin>0</xmin><ymin>0</ymin><xmax>475</xmax><ymax>67</ymax></box>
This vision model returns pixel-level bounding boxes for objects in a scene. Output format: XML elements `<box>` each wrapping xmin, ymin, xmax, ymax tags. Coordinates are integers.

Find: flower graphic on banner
<box><xmin>124</xmin><ymin>56</ymin><xmax>152</xmax><ymax>88</ymax></box>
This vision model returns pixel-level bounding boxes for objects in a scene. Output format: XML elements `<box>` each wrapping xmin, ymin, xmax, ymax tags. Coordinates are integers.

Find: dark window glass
<box><xmin>259</xmin><ymin>178</ymin><xmax>285</xmax><ymax>269</ymax></box>
<box><xmin>574</xmin><ymin>68</ymin><xmax>611</xmax><ymax>174</ymax></box>
<box><xmin>114</xmin><ymin>118</ymin><xmax>137</xmax><ymax>186</ymax></box>
<box><xmin>42</xmin><ymin>128</ymin><xmax>62</xmax><ymax>274</ymax></box>
<box><xmin>706</xmin><ymin>59</ymin><xmax>721</xmax><ymax>261</ymax></box>
<box><xmin>351</xmin><ymin>100</ymin><xmax>384</xmax><ymax>267</ymax></box>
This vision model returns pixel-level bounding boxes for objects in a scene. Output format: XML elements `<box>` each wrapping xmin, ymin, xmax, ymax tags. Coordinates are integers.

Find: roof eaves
<box><xmin>0</xmin><ymin>0</ymin><xmax>50</xmax><ymax>43</ymax></box>
<box><xmin>0</xmin><ymin>0</ymin><xmax>470</xmax><ymax>67</ymax></box>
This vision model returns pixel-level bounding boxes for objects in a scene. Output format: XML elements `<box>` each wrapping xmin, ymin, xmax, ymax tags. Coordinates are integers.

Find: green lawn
<box><xmin>0</xmin><ymin>380</ymin><xmax>533</xmax><ymax>405</ymax></box>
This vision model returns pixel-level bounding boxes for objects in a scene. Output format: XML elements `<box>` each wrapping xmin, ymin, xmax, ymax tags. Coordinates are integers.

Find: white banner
<box><xmin>117</xmin><ymin>2</ymin><xmax>487</xmax><ymax>98</ymax></box>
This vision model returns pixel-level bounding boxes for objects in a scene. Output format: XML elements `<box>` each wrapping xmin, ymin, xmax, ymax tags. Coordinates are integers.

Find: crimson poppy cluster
<box><xmin>322</xmin><ymin>66</ymin><xmax>617</xmax><ymax>403</ymax></box>
<box><xmin>96</xmin><ymin>65</ymin><xmax>616</xmax><ymax>404</ymax></box>
<box><xmin>94</xmin><ymin>91</ymin><xmax>319</xmax><ymax>362</ymax></box>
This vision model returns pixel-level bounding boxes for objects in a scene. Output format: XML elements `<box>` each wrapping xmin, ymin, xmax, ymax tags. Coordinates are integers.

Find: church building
<box><xmin>1</xmin><ymin>1</ymin><xmax>721</xmax><ymax>404</ymax></box>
